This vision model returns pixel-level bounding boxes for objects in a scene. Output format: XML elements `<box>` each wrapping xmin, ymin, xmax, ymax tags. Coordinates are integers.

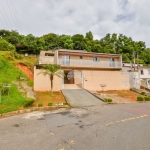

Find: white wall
<box><xmin>139</xmin><ymin>68</ymin><xmax>150</xmax><ymax>79</ymax></box>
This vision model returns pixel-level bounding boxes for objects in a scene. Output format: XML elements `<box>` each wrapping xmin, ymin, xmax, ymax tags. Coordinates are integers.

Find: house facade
<box><xmin>139</xmin><ymin>66</ymin><xmax>150</xmax><ymax>89</ymax></box>
<box><xmin>34</xmin><ymin>49</ymin><xmax>130</xmax><ymax>91</ymax></box>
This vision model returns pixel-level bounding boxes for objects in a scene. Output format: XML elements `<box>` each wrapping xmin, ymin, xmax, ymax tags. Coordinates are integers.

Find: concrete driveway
<box><xmin>62</xmin><ymin>89</ymin><xmax>104</xmax><ymax>107</ymax></box>
<box><xmin>0</xmin><ymin>103</ymin><xmax>150</xmax><ymax>150</ymax></box>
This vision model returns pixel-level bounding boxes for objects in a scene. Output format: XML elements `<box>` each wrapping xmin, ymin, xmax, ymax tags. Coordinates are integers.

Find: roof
<box><xmin>139</xmin><ymin>66</ymin><xmax>150</xmax><ymax>69</ymax></box>
<box><xmin>57</xmin><ymin>49</ymin><xmax>121</xmax><ymax>57</ymax></box>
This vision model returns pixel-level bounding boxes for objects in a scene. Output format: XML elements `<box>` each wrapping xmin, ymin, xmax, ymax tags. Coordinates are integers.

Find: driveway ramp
<box><xmin>62</xmin><ymin>89</ymin><xmax>104</xmax><ymax>107</ymax></box>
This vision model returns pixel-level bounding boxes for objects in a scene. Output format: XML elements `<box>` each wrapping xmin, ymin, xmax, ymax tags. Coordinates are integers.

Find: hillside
<box><xmin>0</xmin><ymin>51</ymin><xmax>37</xmax><ymax>114</ymax></box>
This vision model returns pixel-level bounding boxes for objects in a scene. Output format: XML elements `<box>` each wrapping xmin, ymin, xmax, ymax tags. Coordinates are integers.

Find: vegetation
<box><xmin>63</xmin><ymin>102</ymin><xmax>67</xmax><ymax>105</ymax></box>
<box><xmin>0</xmin><ymin>55</ymin><xmax>32</xmax><ymax>114</ymax></box>
<box><xmin>24</xmin><ymin>98</ymin><xmax>35</xmax><ymax>107</ymax></box>
<box><xmin>48</xmin><ymin>102</ymin><xmax>53</xmax><ymax>106</ymax></box>
<box><xmin>38</xmin><ymin>64</ymin><xmax>64</xmax><ymax>95</ymax></box>
<box><xmin>0</xmin><ymin>56</ymin><xmax>26</xmax><ymax>113</ymax></box>
<box><xmin>0</xmin><ymin>30</ymin><xmax>150</xmax><ymax>64</ymax></box>
<box><xmin>38</xmin><ymin>103</ymin><xmax>43</xmax><ymax>107</ymax></box>
<box><xmin>144</xmin><ymin>96</ymin><xmax>150</xmax><ymax>101</ymax></box>
<box><xmin>104</xmin><ymin>98</ymin><xmax>113</xmax><ymax>102</ymax></box>
<box><xmin>140</xmin><ymin>91</ymin><xmax>146</xmax><ymax>95</ymax></box>
<box><xmin>137</xmin><ymin>96</ymin><xmax>144</xmax><ymax>101</ymax></box>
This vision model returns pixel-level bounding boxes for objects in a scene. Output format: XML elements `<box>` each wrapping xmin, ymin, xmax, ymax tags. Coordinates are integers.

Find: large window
<box><xmin>62</xmin><ymin>55</ymin><xmax>70</xmax><ymax>66</ymax></box>
<box><xmin>93</xmin><ymin>57</ymin><xmax>100</xmax><ymax>62</ymax></box>
<box><xmin>109</xmin><ymin>58</ymin><xmax>115</xmax><ymax>67</ymax></box>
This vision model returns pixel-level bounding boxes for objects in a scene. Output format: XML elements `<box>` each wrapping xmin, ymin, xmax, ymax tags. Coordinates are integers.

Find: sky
<box><xmin>0</xmin><ymin>0</ymin><xmax>150</xmax><ymax>46</ymax></box>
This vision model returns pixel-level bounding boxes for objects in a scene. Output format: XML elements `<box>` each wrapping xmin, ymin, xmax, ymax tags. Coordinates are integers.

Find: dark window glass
<box><xmin>141</xmin><ymin>69</ymin><xmax>144</xmax><ymax>75</ymax></box>
<box><xmin>93</xmin><ymin>57</ymin><xmax>100</xmax><ymax>62</ymax></box>
<box><xmin>45</xmin><ymin>53</ymin><xmax>54</xmax><ymax>56</ymax></box>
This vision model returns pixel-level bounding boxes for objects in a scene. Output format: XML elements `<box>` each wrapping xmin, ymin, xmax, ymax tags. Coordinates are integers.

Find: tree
<box><xmin>38</xmin><ymin>64</ymin><xmax>64</xmax><ymax>95</ymax></box>
<box><xmin>0</xmin><ymin>39</ymin><xmax>16</xmax><ymax>51</ymax></box>
<box><xmin>140</xmin><ymin>49</ymin><xmax>150</xmax><ymax>64</ymax></box>
<box><xmin>71</xmin><ymin>34</ymin><xmax>85</xmax><ymax>50</ymax></box>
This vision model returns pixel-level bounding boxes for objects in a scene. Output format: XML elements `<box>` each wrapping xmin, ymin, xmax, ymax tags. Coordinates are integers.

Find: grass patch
<box><xmin>0</xmin><ymin>53</ymin><xmax>33</xmax><ymax>114</ymax></box>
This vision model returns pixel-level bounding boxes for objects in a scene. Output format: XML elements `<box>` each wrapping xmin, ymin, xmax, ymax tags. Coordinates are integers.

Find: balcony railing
<box><xmin>58</xmin><ymin>59</ymin><xmax>122</xmax><ymax>68</ymax></box>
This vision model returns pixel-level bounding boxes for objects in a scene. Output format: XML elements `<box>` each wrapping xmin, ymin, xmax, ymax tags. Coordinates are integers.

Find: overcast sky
<box><xmin>0</xmin><ymin>0</ymin><xmax>150</xmax><ymax>46</ymax></box>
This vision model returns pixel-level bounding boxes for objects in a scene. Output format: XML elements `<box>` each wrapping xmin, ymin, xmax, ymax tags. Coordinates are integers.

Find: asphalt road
<box><xmin>0</xmin><ymin>103</ymin><xmax>150</xmax><ymax>150</ymax></box>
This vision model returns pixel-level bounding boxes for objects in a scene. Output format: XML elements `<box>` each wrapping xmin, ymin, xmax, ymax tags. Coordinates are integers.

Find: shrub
<box><xmin>141</xmin><ymin>92</ymin><xmax>146</xmax><ymax>95</ymax></box>
<box><xmin>137</xmin><ymin>96</ymin><xmax>144</xmax><ymax>101</ymax></box>
<box><xmin>104</xmin><ymin>98</ymin><xmax>112</xmax><ymax>102</ymax></box>
<box><xmin>24</xmin><ymin>98</ymin><xmax>35</xmax><ymax>107</ymax></box>
<box><xmin>107</xmin><ymin>98</ymin><xmax>112</xmax><ymax>102</ymax></box>
<box><xmin>48</xmin><ymin>102</ymin><xmax>53</xmax><ymax>106</ymax></box>
<box><xmin>63</xmin><ymin>102</ymin><xmax>67</xmax><ymax>105</ymax></box>
<box><xmin>38</xmin><ymin>103</ymin><xmax>43</xmax><ymax>107</ymax></box>
<box><xmin>144</xmin><ymin>96</ymin><xmax>150</xmax><ymax>101</ymax></box>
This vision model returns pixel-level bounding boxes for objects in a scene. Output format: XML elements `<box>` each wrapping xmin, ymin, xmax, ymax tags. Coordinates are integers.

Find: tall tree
<box><xmin>71</xmin><ymin>34</ymin><xmax>85</xmax><ymax>50</ymax></box>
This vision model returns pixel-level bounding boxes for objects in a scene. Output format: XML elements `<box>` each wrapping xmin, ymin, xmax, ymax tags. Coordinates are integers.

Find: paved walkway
<box><xmin>62</xmin><ymin>89</ymin><xmax>104</xmax><ymax>107</ymax></box>
<box><xmin>13</xmin><ymin>81</ymin><xmax>36</xmax><ymax>99</ymax></box>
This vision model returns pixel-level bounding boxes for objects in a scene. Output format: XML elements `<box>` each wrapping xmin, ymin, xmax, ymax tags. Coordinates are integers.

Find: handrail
<box><xmin>58</xmin><ymin>59</ymin><xmax>121</xmax><ymax>68</ymax></box>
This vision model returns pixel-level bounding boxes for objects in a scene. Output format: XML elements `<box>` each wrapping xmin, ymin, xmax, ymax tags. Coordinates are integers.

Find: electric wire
<box><xmin>0</xmin><ymin>14</ymin><xmax>6</xmax><ymax>29</ymax></box>
<box><xmin>6</xmin><ymin>0</ymin><xmax>19</xmax><ymax>30</ymax></box>
<box><xmin>9</xmin><ymin>0</ymin><xmax>21</xmax><ymax>31</ymax></box>
<box><xmin>0</xmin><ymin>1</ymin><xmax>10</xmax><ymax>29</ymax></box>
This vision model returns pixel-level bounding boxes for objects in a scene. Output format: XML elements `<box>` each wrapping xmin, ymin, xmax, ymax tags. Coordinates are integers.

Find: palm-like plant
<box><xmin>38</xmin><ymin>64</ymin><xmax>64</xmax><ymax>95</ymax></box>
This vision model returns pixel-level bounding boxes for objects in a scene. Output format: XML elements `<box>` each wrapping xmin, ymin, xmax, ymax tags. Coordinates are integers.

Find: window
<box><xmin>148</xmin><ymin>69</ymin><xmax>150</xmax><ymax>75</ymax></box>
<box><xmin>45</xmin><ymin>53</ymin><xmax>54</xmax><ymax>56</ymax></box>
<box><xmin>109</xmin><ymin>58</ymin><xmax>115</xmax><ymax>67</ymax></box>
<box><xmin>140</xmin><ymin>69</ymin><xmax>144</xmax><ymax>75</ymax></box>
<box><xmin>36</xmin><ymin>65</ymin><xmax>42</xmax><ymax>69</ymax></box>
<box><xmin>93</xmin><ymin>57</ymin><xmax>100</xmax><ymax>62</ymax></box>
<box><xmin>62</xmin><ymin>55</ymin><xmax>70</xmax><ymax>65</ymax></box>
<box><xmin>80</xmin><ymin>56</ymin><xmax>83</xmax><ymax>59</ymax></box>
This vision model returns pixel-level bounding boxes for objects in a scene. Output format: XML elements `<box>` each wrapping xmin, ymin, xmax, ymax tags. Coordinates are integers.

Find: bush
<box><xmin>144</xmin><ymin>96</ymin><xmax>150</xmax><ymax>101</ymax></box>
<box><xmin>137</xmin><ymin>96</ymin><xmax>144</xmax><ymax>101</ymax></box>
<box><xmin>24</xmin><ymin>98</ymin><xmax>35</xmax><ymax>107</ymax></box>
<box><xmin>63</xmin><ymin>102</ymin><xmax>67</xmax><ymax>105</ymax></box>
<box><xmin>104</xmin><ymin>98</ymin><xmax>112</xmax><ymax>102</ymax></box>
<box><xmin>141</xmin><ymin>92</ymin><xmax>146</xmax><ymax>95</ymax></box>
<box><xmin>48</xmin><ymin>102</ymin><xmax>53</xmax><ymax>106</ymax></box>
<box><xmin>38</xmin><ymin>103</ymin><xmax>43</xmax><ymax>107</ymax></box>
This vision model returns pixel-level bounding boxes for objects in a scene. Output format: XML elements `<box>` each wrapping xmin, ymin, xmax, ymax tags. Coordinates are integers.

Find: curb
<box><xmin>0</xmin><ymin>105</ymin><xmax>69</xmax><ymax>119</ymax></box>
<box><xmin>85</xmin><ymin>90</ymin><xmax>105</xmax><ymax>102</ymax></box>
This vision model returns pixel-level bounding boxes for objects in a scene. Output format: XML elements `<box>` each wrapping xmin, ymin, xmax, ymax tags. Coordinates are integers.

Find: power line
<box><xmin>0</xmin><ymin>13</ymin><xmax>6</xmax><ymax>29</ymax></box>
<box><xmin>6</xmin><ymin>0</ymin><xmax>19</xmax><ymax>30</ymax></box>
<box><xmin>9</xmin><ymin>0</ymin><xmax>22</xmax><ymax>31</ymax></box>
<box><xmin>0</xmin><ymin>1</ymin><xmax>10</xmax><ymax>29</ymax></box>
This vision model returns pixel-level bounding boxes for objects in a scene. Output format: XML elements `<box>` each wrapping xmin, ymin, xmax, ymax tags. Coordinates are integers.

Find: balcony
<box><xmin>58</xmin><ymin>59</ymin><xmax>122</xmax><ymax>68</ymax></box>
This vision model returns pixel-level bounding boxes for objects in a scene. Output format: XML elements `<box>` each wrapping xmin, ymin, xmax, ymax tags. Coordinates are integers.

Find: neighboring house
<box><xmin>122</xmin><ymin>62</ymin><xmax>141</xmax><ymax>89</ymax></box>
<box><xmin>34</xmin><ymin>49</ymin><xmax>130</xmax><ymax>91</ymax></box>
<box><xmin>139</xmin><ymin>66</ymin><xmax>150</xmax><ymax>89</ymax></box>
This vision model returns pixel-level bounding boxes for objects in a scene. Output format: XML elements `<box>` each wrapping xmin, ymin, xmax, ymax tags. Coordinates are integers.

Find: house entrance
<box><xmin>63</xmin><ymin>70</ymin><xmax>83</xmax><ymax>89</ymax></box>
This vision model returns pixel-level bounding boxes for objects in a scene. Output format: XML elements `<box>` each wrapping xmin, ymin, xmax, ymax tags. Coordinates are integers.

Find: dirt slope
<box><xmin>15</xmin><ymin>63</ymin><xmax>33</xmax><ymax>80</ymax></box>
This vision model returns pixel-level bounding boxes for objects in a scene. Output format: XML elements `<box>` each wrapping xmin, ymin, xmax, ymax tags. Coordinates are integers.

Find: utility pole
<box><xmin>133</xmin><ymin>51</ymin><xmax>136</xmax><ymax>71</ymax></box>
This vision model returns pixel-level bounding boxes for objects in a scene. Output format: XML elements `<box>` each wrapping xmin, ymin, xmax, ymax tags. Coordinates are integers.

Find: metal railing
<box><xmin>58</xmin><ymin>59</ymin><xmax>122</xmax><ymax>68</ymax></box>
